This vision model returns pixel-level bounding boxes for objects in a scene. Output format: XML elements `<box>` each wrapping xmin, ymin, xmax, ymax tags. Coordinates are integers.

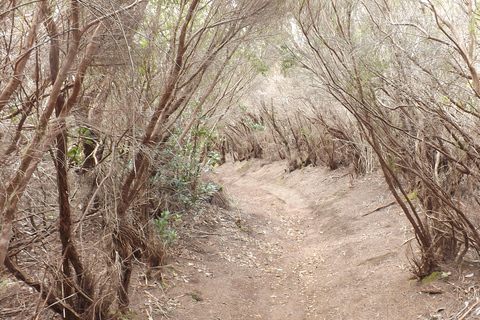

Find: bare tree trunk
<box><xmin>54</xmin><ymin>96</ymin><xmax>77</xmax><ymax>320</ymax></box>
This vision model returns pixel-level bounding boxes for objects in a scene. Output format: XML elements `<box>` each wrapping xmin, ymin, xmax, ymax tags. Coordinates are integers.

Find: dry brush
<box><xmin>0</xmin><ymin>0</ymin><xmax>280</xmax><ymax>318</ymax></box>
<box><xmin>294</xmin><ymin>0</ymin><xmax>480</xmax><ymax>277</ymax></box>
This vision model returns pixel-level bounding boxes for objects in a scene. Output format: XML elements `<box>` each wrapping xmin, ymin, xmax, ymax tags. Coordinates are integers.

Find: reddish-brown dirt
<box><xmin>132</xmin><ymin>159</ymin><xmax>480</xmax><ymax>319</ymax></box>
<box><xmin>5</xmin><ymin>158</ymin><xmax>478</xmax><ymax>319</ymax></box>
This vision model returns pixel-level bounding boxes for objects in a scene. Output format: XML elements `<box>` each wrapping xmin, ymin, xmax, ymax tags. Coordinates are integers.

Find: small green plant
<box><xmin>279</xmin><ymin>45</ymin><xmax>297</xmax><ymax>74</ymax></box>
<box><xmin>246</xmin><ymin>119</ymin><xmax>265</xmax><ymax>131</ymax></box>
<box><xmin>252</xmin><ymin>59</ymin><xmax>270</xmax><ymax>76</ymax></box>
<box><xmin>422</xmin><ymin>271</ymin><xmax>439</xmax><ymax>284</ymax></box>
<box><xmin>67</xmin><ymin>144</ymin><xmax>83</xmax><ymax>164</ymax></box>
<box><xmin>206</xmin><ymin>150</ymin><xmax>221</xmax><ymax>168</ymax></box>
<box><xmin>154</xmin><ymin>210</ymin><xmax>179</xmax><ymax>246</ymax></box>
<box><xmin>197</xmin><ymin>181</ymin><xmax>221</xmax><ymax>200</ymax></box>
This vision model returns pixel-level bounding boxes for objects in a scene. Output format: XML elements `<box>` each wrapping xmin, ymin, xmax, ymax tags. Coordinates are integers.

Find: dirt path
<box><xmin>145</xmin><ymin>159</ymin><xmax>471</xmax><ymax>319</ymax></box>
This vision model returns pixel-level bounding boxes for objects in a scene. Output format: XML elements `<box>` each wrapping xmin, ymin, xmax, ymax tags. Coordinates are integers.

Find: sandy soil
<box><xmin>130</xmin><ymin>159</ymin><xmax>480</xmax><ymax>320</ymax></box>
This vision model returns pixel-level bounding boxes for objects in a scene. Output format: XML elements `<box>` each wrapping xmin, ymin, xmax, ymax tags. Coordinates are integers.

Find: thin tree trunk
<box><xmin>54</xmin><ymin>96</ymin><xmax>76</xmax><ymax>320</ymax></box>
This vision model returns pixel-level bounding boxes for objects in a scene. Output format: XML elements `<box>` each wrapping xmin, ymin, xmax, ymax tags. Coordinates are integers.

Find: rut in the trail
<box><xmin>151</xmin><ymin>159</ymin><xmax>461</xmax><ymax>319</ymax></box>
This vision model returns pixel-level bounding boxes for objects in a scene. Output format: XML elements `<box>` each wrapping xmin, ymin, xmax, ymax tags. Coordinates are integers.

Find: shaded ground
<box><xmin>138</xmin><ymin>159</ymin><xmax>480</xmax><ymax>319</ymax></box>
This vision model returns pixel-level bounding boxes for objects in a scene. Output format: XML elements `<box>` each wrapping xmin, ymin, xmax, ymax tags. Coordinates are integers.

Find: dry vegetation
<box><xmin>222</xmin><ymin>95</ymin><xmax>373</xmax><ymax>174</ymax></box>
<box><xmin>292</xmin><ymin>0</ymin><xmax>480</xmax><ymax>278</ymax></box>
<box><xmin>224</xmin><ymin>0</ymin><xmax>480</xmax><ymax>280</ymax></box>
<box><xmin>2</xmin><ymin>0</ymin><xmax>480</xmax><ymax>318</ymax></box>
<box><xmin>0</xmin><ymin>0</ymin><xmax>280</xmax><ymax>318</ymax></box>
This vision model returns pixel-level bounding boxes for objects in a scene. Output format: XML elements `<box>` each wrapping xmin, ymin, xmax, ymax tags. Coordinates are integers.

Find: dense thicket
<box><xmin>0</xmin><ymin>0</ymin><xmax>278</xmax><ymax>318</ymax></box>
<box><xmin>2</xmin><ymin>0</ymin><xmax>480</xmax><ymax>318</ymax></box>
<box><xmin>292</xmin><ymin>0</ymin><xmax>480</xmax><ymax>276</ymax></box>
<box><xmin>222</xmin><ymin>0</ymin><xmax>480</xmax><ymax>278</ymax></box>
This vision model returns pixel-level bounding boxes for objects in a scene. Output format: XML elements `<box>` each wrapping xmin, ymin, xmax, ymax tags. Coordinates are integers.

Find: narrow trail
<box><xmin>154</xmin><ymin>159</ymin><xmax>460</xmax><ymax>319</ymax></box>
